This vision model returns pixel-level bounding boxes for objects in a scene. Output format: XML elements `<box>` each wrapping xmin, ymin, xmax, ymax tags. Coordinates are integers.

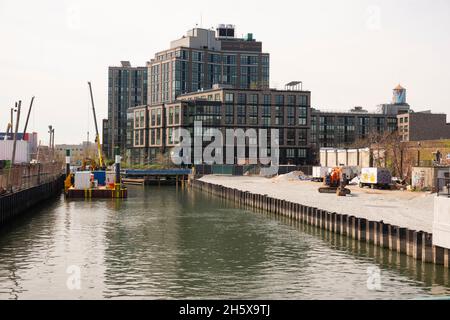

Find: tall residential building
<box><xmin>148</xmin><ymin>25</ymin><xmax>270</xmax><ymax>106</ymax></box>
<box><xmin>106</xmin><ymin>61</ymin><xmax>148</xmax><ymax>159</ymax></box>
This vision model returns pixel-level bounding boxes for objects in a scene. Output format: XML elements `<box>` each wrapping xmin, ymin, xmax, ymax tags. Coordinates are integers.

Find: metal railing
<box><xmin>0</xmin><ymin>162</ymin><xmax>63</xmax><ymax>195</ymax></box>
<box><xmin>436</xmin><ymin>178</ymin><xmax>450</xmax><ymax>197</ymax></box>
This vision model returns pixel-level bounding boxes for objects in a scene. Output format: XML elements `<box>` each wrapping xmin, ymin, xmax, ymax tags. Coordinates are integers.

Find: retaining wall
<box><xmin>0</xmin><ymin>175</ymin><xmax>64</xmax><ymax>226</ymax></box>
<box><xmin>192</xmin><ymin>179</ymin><xmax>450</xmax><ymax>268</ymax></box>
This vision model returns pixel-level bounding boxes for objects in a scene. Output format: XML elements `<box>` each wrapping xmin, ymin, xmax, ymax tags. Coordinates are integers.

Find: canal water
<box><xmin>0</xmin><ymin>186</ymin><xmax>449</xmax><ymax>299</ymax></box>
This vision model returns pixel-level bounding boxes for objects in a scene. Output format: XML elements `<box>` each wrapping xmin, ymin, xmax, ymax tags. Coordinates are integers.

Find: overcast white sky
<box><xmin>1</xmin><ymin>0</ymin><xmax>449</xmax><ymax>144</ymax></box>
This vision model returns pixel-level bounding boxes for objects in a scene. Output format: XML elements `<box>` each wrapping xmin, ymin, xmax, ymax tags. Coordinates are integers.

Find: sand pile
<box><xmin>273</xmin><ymin>171</ymin><xmax>307</xmax><ymax>181</ymax></box>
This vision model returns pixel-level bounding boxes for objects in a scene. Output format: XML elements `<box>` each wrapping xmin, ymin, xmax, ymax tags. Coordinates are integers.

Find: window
<box><xmin>237</xmin><ymin>93</ymin><xmax>246</xmax><ymax>104</ymax></box>
<box><xmin>168</xmin><ymin>107</ymin><xmax>174</xmax><ymax>125</ymax></box>
<box><xmin>224</xmin><ymin>55</ymin><xmax>236</xmax><ymax>65</ymax></box>
<box><xmin>192</xmin><ymin>51</ymin><xmax>203</xmax><ymax>62</ymax></box>
<box><xmin>248</xmin><ymin>105</ymin><xmax>258</xmax><ymax>125</ymax></box>
<box><xmin>225</xmin><ymin>93</ymin><xmax>234</xmax><ymax>103</ymax></box>
<box><xmin>237</xmin><ymin>105</ymin><xmax>246</xmax><ymax>124</ymax></box>
<box><xmin>175</xmin><ymin>107</ymin><xmax>180</xmax><ymax>124</ymax></box>
<box><xmin>214</xmin><ymin>93</ymin><xmax>221</xmax><ymax>101</ymax></box>
<box><xmin>287</xmin><ymin>95</ymin><xmax>296</xmax><ymax>105</ymax></box>
<box><xmin>298</xmin><ymin>149</ymin><xmax>307</xmax><ymax>158</ymax></box>
<box><xmin>151</xmin><ymin>109</ymin><xmax>157</xmax><ymax>126</ymax></box>
<box><xmin>225</xmin><ymin>104</ymin><xmax>234</xmax><ymax>116</ymax></box>
<box><xmin>287</xmin><ymin>129</ymin><xmax>295</xmax><ymax>146</ymax></box>
<box><xmin>150</xmin><ymin>129</ymin><xmax>155</xmax><ymax>145</ymax></box>
<box><xmin>297</xmin><ymin>106</ymin><xmax>307</xmax><ymax>126</ymax></box>
<box><xmin>298</xmin><ymin>129</ymin><xmax>307</xmax><ymax>144</ymax></box>
<box><xmin>299</xmin><ymin>95</ymin><xmax>308</xmax><ymax>106</ymax></box>
<box><xmin>157</xmin><ymin>109</ymin><xmax>162</xmax><ymax>126</ymax></box>
<box><xmin>275</xmin><ymin>95</ymin><xmax>284</xmax><ymax>105</ymax></box>
<box><xmin>249</xmin><ymin>94</ymin><xmax>258</xmax><ymax>104</ymax></box>
<box><xmin>286</xmin><ymin>149</ymin><xmax>295</xmax><ymax>158</ymax></box>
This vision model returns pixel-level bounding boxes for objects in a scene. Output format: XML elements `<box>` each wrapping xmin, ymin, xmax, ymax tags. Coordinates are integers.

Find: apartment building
<box><xmin>148</xmin><ymin>25</ymin><xmax>270</xmax><ymax>105</ymax></box>
<box><xmin>128</xmin><ymin>84</ymin><xmax>312</xmax><ymax>165</ymax></box>
<box><xmin>106</xmin><ymin>61</ymin><xmax>148</xmax><ymax>159</ymax></box>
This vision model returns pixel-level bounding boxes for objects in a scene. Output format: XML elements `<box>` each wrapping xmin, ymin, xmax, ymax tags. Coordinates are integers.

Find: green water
<box><xmin>0</xmin><ymin>186</ymin><xmax>449</xmax><ymax>299</ymax></box>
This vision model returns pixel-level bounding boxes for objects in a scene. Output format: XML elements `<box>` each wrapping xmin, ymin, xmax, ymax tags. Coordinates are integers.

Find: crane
<box><xmin>4</xmin><ymin>108</ymin><xmax>13</xmax><ymax>140</ymax></box>
<box><xmin>22</xmin><ymin>96</ymin><xmax>35</xmax><ymax>138</ymax></box>
<box><xmin>87</xmin><ymin>81</ymin><xmax>105</xmax><ymax>169</ymax></box>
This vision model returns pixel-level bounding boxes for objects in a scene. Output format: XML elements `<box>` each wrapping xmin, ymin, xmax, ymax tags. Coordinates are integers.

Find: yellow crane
<box><xmin>87</xmin><ymin>81</ymin><xmax>105</xmax><ymax>169</ymax></box>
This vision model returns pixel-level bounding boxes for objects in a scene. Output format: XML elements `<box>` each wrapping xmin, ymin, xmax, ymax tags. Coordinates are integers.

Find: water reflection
<box><xmin>0</xmin><ymin>186</ymin><xmax>448</xmax><ymax>299</ymax></box>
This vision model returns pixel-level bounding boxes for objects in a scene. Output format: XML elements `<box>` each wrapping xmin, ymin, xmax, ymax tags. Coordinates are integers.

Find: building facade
<box><xmin>106</xmin><ymin>61</ymin><xmax>148</xmax><ymax>159</ymax></box>
<box><xmin>398</xmin><ymin>111</ymin><xmax>450</xmax><ymax>142</ymax></box>
<box><xmin>148</xmin><ymin>26</ymin><xmax>270</xmax><ymax>106</ymax></box>
<box><xmin>128</xmin><ymin>86</ymin><xmax>312</xmax><ymax>165</ymax></box>
<box><xmin>55</xmin><ymin>142</ymin><xmax>97</xmax><ymax>165</ymax></box>
<box><xmin>310</xmin><ymin>106</ymin><xmax>398</xmax><ymax>148</ymax></box>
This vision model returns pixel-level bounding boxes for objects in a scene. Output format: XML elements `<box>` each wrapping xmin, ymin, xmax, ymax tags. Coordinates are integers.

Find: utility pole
<box><xmin>52</xmin><ymin>128</ymin><xmax>55</xmax><ymax>150</ymax></box>
<box><xmin>11</xmin><ymin>101</ymin><xmax>21</xmax><ymax>166</ymax></box>
<box><xmin>48</xmin><ymin>125</ymin><xmax>53</xmax><ymax>147</ymax></box>
<box><xmin>8</xmin><ymin>101</ymin><xmax>21</xmax><ymax>192</ymax></box>
<box><xmin>48</xmin><ymin>125</ymin><xmax>53</xmax><ymax>161</ymax></box>
<box><xmin>22</xmin><ymin>96</ymin><xmax>35</xmax><ymax>138</ymax></box>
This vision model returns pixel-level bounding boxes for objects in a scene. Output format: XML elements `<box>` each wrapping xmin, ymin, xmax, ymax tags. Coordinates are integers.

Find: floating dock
<box><xmin>66</xmin><ymin>185</ymin><xmax>127</xmax><ymax>199</ymax></box>
<box><xmin>123</xmin><ymin>169</ymin><xmax>191</xmax><ymax>185</ymax></box>
<box><xmin>121</xmin><ymin>178</ymin><xmax>145</xmax><ymax>186</ymax></box>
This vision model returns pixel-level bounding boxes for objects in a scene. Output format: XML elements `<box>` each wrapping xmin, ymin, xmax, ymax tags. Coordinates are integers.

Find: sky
<box><xmin>1</xmin><ymin>0</ymin><xmax>449</xmax><ymax>144</ymax></box>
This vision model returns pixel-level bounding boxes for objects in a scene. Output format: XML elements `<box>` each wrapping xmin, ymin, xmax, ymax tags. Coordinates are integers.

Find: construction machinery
<box><xmin>318</xmin><ymin>167</ymin><xmax>351</xmax><ymax>196</ymax></box>
<box><xmin>87</xmin><ymin>81</ymin><xmax>105</xmax><ymax>170</ymax></box>
<box><xmin>4</xmin><ymin>108</ymin><xmax>13</xmax><ymax>140</ymax></box>
<box><xmin>81</xmin><ymin>158</ymin><xmax>99</xmax><ymax>171</ymax></box>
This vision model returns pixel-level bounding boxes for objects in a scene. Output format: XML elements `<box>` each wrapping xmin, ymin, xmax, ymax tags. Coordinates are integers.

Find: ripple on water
<box><xmin>0</xmin><ymin>189</ymin><xmax>448</xmax><ymax>299</ymax></box>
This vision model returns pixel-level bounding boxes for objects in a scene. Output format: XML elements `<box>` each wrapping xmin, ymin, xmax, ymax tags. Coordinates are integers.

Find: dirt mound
<box><xmin>273</xmin><ymin>171</ymin><xmax>306</xmax><ymax>181</ymax></box>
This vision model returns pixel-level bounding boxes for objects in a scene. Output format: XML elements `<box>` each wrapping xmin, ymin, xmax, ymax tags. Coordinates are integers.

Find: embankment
<box><xmin>0</xmin><ymin>175</ymin><xmax>64</xmax><ymax>226</ymax></box>
<box><xmin>192</xmin><ymin>177</ymin><xmax>449</xmax><ymax>268</ymax></box>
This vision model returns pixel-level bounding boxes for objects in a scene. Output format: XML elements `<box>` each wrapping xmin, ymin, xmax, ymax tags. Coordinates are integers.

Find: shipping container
<box><xmin>312</xmin><ymin>166</ymin><xmax>330</xmax><ymax>182</ymax></box>
<box><xmin>0</xmin><ymin>140</ymin><xmax>30</xmax><ymax>163</ymax></box>
<box><xmin>360</xmin><ymin>167</ymin><xmax>391</xmax><ymax>189</ymax></box>
<box><xmin>74</xmin><ymin>171</ymin><xmax>92</xmax><ymax>189</ymax></box>
<box><xmin>105</xmin><ymin>172</ymin><xmax>116</xmax><ymax>186</ymax></box>
<box><xmin>93</xmin><ymin>171</ymin><xmax>106</xmax><ymax>186</ymax></box>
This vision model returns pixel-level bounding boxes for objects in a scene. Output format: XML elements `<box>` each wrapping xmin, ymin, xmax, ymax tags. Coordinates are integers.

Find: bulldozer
<box><xmin>318</xmin><ymin>167</ymin><xmax>351</xmax><ymax>196</ymax></box>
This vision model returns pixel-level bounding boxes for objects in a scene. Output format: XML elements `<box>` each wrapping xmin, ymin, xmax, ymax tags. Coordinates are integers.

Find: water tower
<box><xmin>393</xmin><ymin>84</ymin><xmax>406</xmax><ymax>104</ymax></box>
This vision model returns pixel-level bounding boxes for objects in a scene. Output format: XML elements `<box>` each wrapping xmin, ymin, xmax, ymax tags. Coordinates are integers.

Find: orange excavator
<box><xmin>318</xmin><ymin>167</ymin><xmax>351</xmax><ymax>196</ymax></box>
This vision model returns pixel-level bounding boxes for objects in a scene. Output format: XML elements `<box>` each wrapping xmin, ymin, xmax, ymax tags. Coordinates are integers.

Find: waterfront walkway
<box><xmin>199</xmin><ymin>175</ymin><xmax>435</xmax><ymax>233</ymax></box>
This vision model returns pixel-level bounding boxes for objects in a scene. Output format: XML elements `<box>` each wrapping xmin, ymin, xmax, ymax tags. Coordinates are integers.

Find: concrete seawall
<box><xmin>192</xmin><ymin>179</ymin><xmax>450</xmax><ymax>268</ymax></box>
<box><xmin>0</xmin><ymin>175</ymin><xmax>64</xmax><ymax>226</ymax></box>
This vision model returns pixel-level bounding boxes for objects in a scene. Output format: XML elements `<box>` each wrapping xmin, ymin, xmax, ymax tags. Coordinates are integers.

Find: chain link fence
<box><xmin>0</xmin><ymin>162</ymin><xmax>64</xmax><ymax>195</ymax></box>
